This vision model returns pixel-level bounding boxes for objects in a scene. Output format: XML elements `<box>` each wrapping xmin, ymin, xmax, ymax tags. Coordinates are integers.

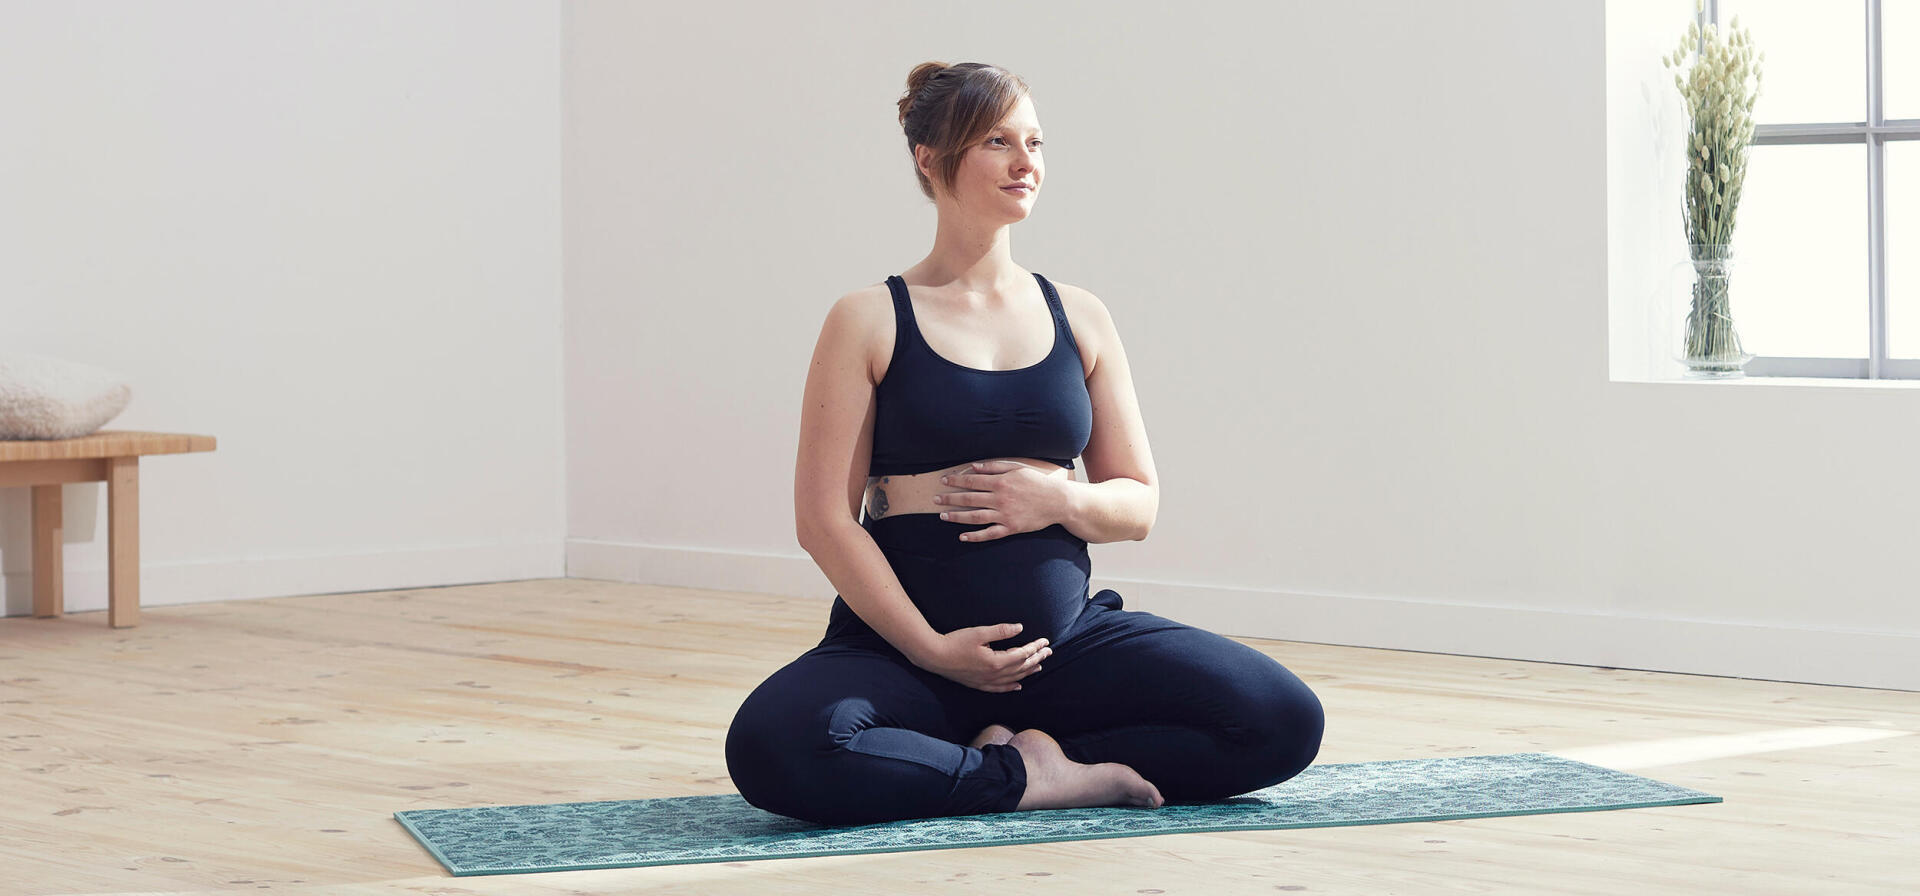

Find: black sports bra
<box><xmin>868</xmin><ymin>272</ymin><xmax>1093</xmax><ymax>477</ymax></box>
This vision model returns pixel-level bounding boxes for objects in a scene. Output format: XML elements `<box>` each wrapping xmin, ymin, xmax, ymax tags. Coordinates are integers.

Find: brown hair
<box><xmin>896</xmin><ymin>61</ymin><xmax>1031</xmax><ymax>202</ymax></box>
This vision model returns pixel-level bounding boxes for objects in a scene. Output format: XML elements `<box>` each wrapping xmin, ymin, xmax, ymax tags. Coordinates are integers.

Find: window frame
<box><xmin>1713</xmin><ymin>0</ymin><xmax>1920</xmax><ymax>378</ymax></box>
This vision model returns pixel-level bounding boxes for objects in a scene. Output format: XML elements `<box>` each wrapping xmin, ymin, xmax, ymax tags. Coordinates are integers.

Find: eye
<box><xmin>989</xmin><ymin>137</ymin><xmax>1044</xmax><ymax>148</ymax></box>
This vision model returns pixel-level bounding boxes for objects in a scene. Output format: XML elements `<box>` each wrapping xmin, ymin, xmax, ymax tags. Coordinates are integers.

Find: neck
<box><xmin>910</xmin><ymin>207</ymin><xmax>1023</xmax><ymax>294</ymax></box>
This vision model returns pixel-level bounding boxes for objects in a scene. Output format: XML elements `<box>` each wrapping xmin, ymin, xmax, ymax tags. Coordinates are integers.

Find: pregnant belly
<box><xmin>869</xmin><ymin>515</ymin><xmax>1092</xmax><ymax>651</ymax></box>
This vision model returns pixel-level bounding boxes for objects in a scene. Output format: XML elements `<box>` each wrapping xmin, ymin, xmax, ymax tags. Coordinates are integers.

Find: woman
<box><xmin>724</xmin><ymin>61</ymin><xmax>1324</xmax><ymax>827</ymax></box>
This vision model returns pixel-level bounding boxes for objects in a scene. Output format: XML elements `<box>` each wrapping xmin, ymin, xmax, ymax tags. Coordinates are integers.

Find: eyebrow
<box><xmin>997</xmin><ymin>127</ymin><xmax>1043</xmax><ymax>136</ymax></box>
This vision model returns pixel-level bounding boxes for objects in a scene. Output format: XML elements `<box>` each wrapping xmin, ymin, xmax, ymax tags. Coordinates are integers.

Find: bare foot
<box><xmin>1009</xmin><ymin>728</ymin><xmax>1164</xmax><ymax>811</ymax></box>
<box><xmin>968</xmin><ymin>723</ymin><xmax>1016</xmax><ymax>749</ymax></box>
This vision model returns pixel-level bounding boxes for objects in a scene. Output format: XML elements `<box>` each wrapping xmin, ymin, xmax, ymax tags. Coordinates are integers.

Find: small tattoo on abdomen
<box><xmin>872</xmin><ymin>488</ymin><xmax>889</xmax><ymax>517</ymax></box>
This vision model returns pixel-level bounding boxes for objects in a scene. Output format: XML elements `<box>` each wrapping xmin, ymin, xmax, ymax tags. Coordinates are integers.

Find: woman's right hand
<box><xmin>910</xmin><ymin>623</ymin><xmax>1053</xmax><ymax>693</ymax></box>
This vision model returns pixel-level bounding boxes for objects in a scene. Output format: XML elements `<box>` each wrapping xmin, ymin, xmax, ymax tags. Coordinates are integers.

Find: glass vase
<box><xmin>1662</xmin><ymin>243</ymin><xmax>1754</xmax><ymax>379</ymax></box>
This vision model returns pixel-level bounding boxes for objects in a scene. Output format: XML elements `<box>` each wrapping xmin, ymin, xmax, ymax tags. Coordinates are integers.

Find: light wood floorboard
<box><xmin>2</xmin><ymin>579</ymin><xmax>1914</xmax><ymax>894</ymax></box>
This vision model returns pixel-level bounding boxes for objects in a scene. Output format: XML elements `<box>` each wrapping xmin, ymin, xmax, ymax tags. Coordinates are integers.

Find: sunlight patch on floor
<box><xmin>1550</xmin><ymin>726</ymin><xmax>1915</xmax><ymax>769</ymax></box>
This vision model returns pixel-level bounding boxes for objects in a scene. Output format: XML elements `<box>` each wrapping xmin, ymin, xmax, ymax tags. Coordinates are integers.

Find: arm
<box><xmin>793</xmin><ymin>292</ymin><xmax>943</xmax><ymax>663</ymax></box>
<box><xmin>799</xmin><ymin>519</ymin><xmax>943</xmax><ymax>660</ymax></box>
<box><xmin>1062</xmin><ymin>476</ymin><xmax>1156</xmax><ymax>544</ymax></box>
<box><xmin>1059</xmin><ymin>287</ymin><xmax>1159</xmax><ymax>544</ymax></box>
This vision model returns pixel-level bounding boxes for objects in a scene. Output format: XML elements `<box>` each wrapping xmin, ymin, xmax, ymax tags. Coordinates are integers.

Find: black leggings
<box><xmin>725</xmin><ymin>514</ymin><xmax>1325</xmax><ymax>827</ymax></box>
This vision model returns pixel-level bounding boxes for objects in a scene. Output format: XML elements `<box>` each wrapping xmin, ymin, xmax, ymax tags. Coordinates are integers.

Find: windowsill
<box><xmin>1620</xmin><ymin>376</ymin><xmax>1920</xmax><ymax>389</ymax></box>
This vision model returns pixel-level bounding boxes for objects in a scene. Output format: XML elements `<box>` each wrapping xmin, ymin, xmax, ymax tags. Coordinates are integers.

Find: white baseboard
<box><xmin>1</xmin><ymin>540</ymin><xmax>565</xmax><ymax>617</ymax></box>
<box><xmin>573</xmin><ymin>539</ymin><xmax>1920</xmax><ymax>693</ymax></box>
<box><xmin>17</xmin><ymin>537</ymin><xmax>1907</xmax><ymax>694</ymax></box>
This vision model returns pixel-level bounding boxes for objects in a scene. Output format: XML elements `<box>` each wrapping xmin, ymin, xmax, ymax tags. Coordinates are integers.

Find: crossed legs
<box><xmin>724</xmin><ymin>591</ymin><xmax>1324</xmax><ymax>826</ymax></box>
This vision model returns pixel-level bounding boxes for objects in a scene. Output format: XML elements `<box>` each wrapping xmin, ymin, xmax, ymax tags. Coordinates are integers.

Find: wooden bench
<box><xmin>0</xmin><ymin>430</ymin><xmax>217</xmax><ymax>627</ymax></box>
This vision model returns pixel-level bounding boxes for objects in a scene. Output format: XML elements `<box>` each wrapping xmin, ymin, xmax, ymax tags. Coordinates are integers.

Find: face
<box><xmin>925</xmin><ymin>93</ymin><xmax>1043</xmax><ymax>220</ymax></box>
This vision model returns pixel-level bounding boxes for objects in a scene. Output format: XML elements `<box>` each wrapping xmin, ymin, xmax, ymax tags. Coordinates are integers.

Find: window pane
<box><xmin>1889</xmin><ymin>0</ymin><xmax>1920</xmax><ymax>119</ymax></box>
<box><xmin>1720</xmin><ymin>0</ymin><xmax>1864</xmax><ymax>123</ymax></box>
<box><xmin>1730</xmin><ymin>143</ymin><xmax>1868</xmax><ymax>359</ymax></box>
<box><xmin>1892</xmin><ymin>141</ymin><xmax>1919</xmax><ymax>358</ymax></box>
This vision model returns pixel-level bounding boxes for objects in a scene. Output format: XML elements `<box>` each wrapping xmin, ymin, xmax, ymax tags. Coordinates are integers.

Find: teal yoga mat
<box><xmin>395</xmin><ymin>752</ymin><xmax>1720</xmax><ymax>876</ymax></box>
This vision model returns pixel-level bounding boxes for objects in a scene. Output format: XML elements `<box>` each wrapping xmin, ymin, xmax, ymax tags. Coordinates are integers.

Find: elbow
<box><xmin>796</xmin><ymin>518</ymin><xmax>823</xmax><ymax>553</ymax></box>
<box><xmin>1129</xmin><ymin>509</ymin><xmax>1154</xmax><ymax>542</ymax></box>
<box><xmin>1135</xmin><ymin>490</ymin><xmax>1158</xmax><ymax>541</ymax></box>
<box><xmin>797</xmin><ymin>515</ymin><xmax>851</xmax><ymax>553</ymax></box>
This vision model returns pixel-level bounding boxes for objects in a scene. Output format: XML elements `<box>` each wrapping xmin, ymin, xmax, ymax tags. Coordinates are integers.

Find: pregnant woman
<box><xmin>725</xmin><ymin>61</ymin><xmax>1326</xmax><ymax>826</ymax></box>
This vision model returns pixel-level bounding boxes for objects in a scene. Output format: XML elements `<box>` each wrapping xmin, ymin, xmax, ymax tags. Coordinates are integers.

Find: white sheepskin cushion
<box><xmin>0</xmin><ymin>353</ymin><xmax>133</xmax><ymax>440</ymax></box>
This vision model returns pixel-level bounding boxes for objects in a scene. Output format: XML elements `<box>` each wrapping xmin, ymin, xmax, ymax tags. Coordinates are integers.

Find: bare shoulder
<box><xmin>1046</xmin><ymin>279</ymin><xmax>1115</xmax><ymax>374</ymax></box>
<box><xmin>827</xmin><ymin>281</ymin><xmax>897</xmax><ymax>385</ymax></box>
<box><xmin>835</xmin><ymin>279</ymin><xmax>892</xmax><ymax>318</ymax></box>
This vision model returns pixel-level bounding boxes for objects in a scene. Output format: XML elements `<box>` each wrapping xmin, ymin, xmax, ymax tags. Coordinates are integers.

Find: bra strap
<box><xmin>885</xmin><ymin>275</ymin><xmax>918</xmax><ymax>345</ymax></box>
<box><xmin>1033</xmin><ymin>272</ymin><xmax>1078</xmax><ymax>355</ymax></box>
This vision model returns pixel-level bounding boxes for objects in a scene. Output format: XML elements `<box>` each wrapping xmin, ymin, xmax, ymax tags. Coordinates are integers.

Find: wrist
<box><xmin>900</xmin><ymin>626</ymin><xmax>945</xmax><ymax>669</ymax></box>
<box><xmin>1058</xmin><ymin>476</ymin><xmax>1085</xmax><ymax>531</ymax></box>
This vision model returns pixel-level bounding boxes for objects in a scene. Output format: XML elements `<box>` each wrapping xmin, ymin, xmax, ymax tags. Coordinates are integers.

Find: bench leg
<box><xmin>108</xmin><ymin>456</ymin><xmax>140</xmax><ymax>628</ymax></box>
<box><xmin>32</xmin><ymin>485</ymin><xmax>63</xmax><ymax>618</ymax></box>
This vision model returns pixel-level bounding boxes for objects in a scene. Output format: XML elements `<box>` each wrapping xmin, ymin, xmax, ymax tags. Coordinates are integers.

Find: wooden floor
<box><xmin>2</xmin><ymin>579</ymin><xmax>1915</xmax><ymax>895</ymax></box>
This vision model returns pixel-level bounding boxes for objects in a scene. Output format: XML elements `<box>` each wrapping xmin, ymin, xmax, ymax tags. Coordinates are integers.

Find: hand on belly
<box><xmin>879</xmin><ymin>520</ymin><xmax>1092</xmax><ymax>652</ymax></box>
<box><xmin>864</xmin><ymin>457</ymin><xmax>1072</xmax><ymax>522</ymax></box>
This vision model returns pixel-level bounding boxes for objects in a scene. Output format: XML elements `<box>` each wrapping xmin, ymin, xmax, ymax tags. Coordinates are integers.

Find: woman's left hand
<box><xmin>935</xmin><ymin>460</ymin><xmax>1072</xmax><ymax>543</ymax></box>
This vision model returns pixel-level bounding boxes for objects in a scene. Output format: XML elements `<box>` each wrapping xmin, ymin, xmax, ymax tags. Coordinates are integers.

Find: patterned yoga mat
<box><xmin>394</xmin><ymin>752</ymin><xmax>1721</xmax><ymax>876</ymax></box>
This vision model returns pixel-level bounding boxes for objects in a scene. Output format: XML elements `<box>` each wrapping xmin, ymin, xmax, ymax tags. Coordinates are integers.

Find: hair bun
<box><xmin>897</xmin><ymin>61</ymin><xmax>949</xmax><ymax>125</ymax></box>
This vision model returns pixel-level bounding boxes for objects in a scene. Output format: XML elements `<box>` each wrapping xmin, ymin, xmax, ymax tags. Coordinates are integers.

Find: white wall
<box><xmin>0</xmin><ymin>1</ymin><xmax>565</xmax><ymax>612</ymax></box>
<box><xmin>567</xmin><ymin>0</ymin><xmax>1916</xmax><ymax>691</ymax></box>
<box><xmin>5</xmin><ymin>1</ymin><xmax>1909</xmax><ymax>693</ymax></box>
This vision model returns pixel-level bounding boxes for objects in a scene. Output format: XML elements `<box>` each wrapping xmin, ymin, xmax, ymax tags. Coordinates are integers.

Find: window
<box><xmin>1714</xmin><ymin>0</ymin><xmax>1920</xmax><ymax>378</ymax></box>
